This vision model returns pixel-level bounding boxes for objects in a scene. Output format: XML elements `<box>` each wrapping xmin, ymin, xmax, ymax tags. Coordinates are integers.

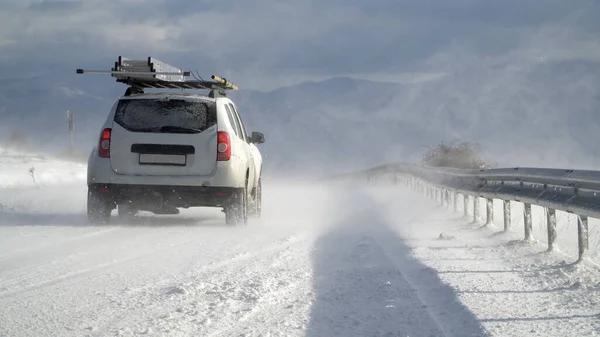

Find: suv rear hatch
<box><xmin>110</xmin><ymin>97</ymin><xmax>218</xmax><ymax>176</ymax></box>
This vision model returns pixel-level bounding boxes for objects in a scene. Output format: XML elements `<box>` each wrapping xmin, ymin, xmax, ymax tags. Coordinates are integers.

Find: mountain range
<box><xmin>1</xmin><ymin>58</ymin><xmax>599</xmax><ymax>175</ymax></box>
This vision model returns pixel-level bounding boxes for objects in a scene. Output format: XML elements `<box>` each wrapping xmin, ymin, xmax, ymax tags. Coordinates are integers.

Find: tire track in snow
<box><xmin>90</xmin><ymin>235</ymin><xmax>313</xmax><ymax>336</ymax></box>
<box><xmin>303</xmin><ymin>189</ymin><xmax>488</xmax><ymax>337</ymax></box>
<box><xmin>0</xmin><ymin>234</ymin><xmax>201</xmax><ymax>300</ymax></box>
<box><xmin>306</xmin><ymin>228</ymin><xmax>447</xmax><ymax>337</ymax></box>
<box><xmin>0</xmin><ymin>232</ymin><xmax>309</xmax><ymax>337</ymax></box>
<box><xmin>0</xmin><ymin>227</ymin><xmax>123</xmax><ymax>294</ymax></box>
<box><xmin>115</xmin><ymin>233</ymin><xmax>308</xmax><ymax>298</ymax></box>
<box><xmin>1</xmin><ymin>229</ymin><xmax>272</xmax><ymax>337</ymax></box>
<box><xmin>370</xmin><ymin>228</ymin><xmax>490</xmax><ymax>337</ymax></box>
<box><xmin>1</xmin><ymin>219</ymin><xmax>223</xmax><ymax>296</ymax></box>
<box><xmin>202</xmin><ymin>241</ymin><xmax>313</xmax><ymax>337</ymax></box>
<box><xmin>1</xmin><ymin>226</ymin><xmax>67</xmax><ymax>239</ymax></box>
<box><xmin>0</xmin><ymin>226</ymin><xmax>118</xmax><ymax>258</ymax></box>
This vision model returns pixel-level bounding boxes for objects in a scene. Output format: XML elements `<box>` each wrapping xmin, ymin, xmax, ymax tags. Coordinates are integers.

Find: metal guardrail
<box><xmin>359</xmin><ymin>163</ymin><xmax>600</xmax><ymax>263</ymax></box>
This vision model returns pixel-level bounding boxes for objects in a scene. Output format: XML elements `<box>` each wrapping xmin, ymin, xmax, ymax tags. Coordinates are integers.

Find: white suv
<box><xmin>80</xmin><ymin>58</ymin><xmax>264</xmax><ymax>225</ymax></box>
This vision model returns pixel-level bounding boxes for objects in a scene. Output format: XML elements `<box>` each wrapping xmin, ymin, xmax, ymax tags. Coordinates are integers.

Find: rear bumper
<box><xmin>89</xmin><ymin>183</ymin><xmax>239</xmax><ymax>209</ymax></box>
<box><xmin>87</xmin><ymin>153</ymin><xmax>247</xmax><ymax>188</ymax></box>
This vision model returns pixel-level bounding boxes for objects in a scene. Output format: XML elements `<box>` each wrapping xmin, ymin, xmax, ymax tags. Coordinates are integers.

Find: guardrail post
<box><xmin>453</xmin><ymin>191</ymin><xmax>459</xmax><ymax>212</ymax></box>
<box><xmin>503</xmin><ymin>200</ymin><xmax>511</xmax><ymax>232</ymax></box>
<box><xmin>472</xmin><ymin>196</ymin><xmax>479</xmax><ymax>223</ymax></box>
<box><xmin>524</xmin><ymin>203</ymin><xmax>533</xmax><ymax>241</ymax></box>
<box><xmin>463</xmin><ymin>194</ymin><xmax>469</xmax><ymax>217</ymax></box>
<box><xmin>444</xmin><ymin>189</ymin><xmax>450</xmax><ymax>206</ymax></box>
<box><xmin>577</xmin><ymin>215</ymin><xmax>589</xmax><ymax>262</ymax></box>
<box><xmin>485</xmin><ymin>198</ymin><xmax>494</xmax><ymax>226</ymax></box>
<box><xmin>546</xmin><ymin>208</ymin><xmax>557</xmax><ymax>252</ymax></box>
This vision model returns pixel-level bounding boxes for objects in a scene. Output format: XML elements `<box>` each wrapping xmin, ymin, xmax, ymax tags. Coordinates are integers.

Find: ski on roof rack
<box><xmin>76</xmin><ymin>56</ymin><xmax>238</xmax><ymax>97</ymax></box>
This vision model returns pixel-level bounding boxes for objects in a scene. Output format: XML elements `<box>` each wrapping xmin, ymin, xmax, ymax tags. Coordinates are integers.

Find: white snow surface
<box><xmin>0</xmin><ymin>147</ymin><xmax>86</xmax><ymax>188</ymax></box>
<box><xmin>1</xmin><ymin>151</ymin><xmax>600</xmax><ymax>337</ymax></box>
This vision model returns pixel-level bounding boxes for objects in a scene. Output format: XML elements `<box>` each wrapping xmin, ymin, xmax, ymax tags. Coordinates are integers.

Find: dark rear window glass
<box><xmin>114</xmin><ymin>99</ymin><xmax>217</xmax><ymax>133</ymax></box>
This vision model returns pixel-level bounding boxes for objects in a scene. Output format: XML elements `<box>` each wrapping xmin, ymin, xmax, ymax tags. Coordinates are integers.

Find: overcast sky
<box><xmin>0</xmin><ymin>0</ymin><xmax>598</xmax><ymax>90</ymax></box>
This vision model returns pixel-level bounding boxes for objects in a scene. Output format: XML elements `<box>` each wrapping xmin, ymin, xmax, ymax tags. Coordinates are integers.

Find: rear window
<box><xmin>114</xmin><ymin>99</ymin><xmax>217</xmax><ymax>133</ymax></box>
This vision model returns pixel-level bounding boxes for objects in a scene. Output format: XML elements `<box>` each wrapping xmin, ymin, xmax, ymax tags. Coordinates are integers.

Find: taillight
<box><xmin>98</xmin><ymin>128</ymin><xmax>111</xmax><ymax>158</ymax></box>
<box><xmin>217</xmin><ymin>131</ymin><xmax>230</xmax><ymax>161</ymax></box>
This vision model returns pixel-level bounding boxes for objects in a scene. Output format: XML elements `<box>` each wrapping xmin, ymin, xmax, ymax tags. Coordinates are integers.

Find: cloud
<box><xmin>55</xmin><ymin>86</ymin><xmax>85</xmax><ymax>98</ymax></box>
<box><xmin>0</xmin><ymin>1</ymin><xmax>180</xmax><ymax>51</ymax></box>
<box><xmin>0</xmin><ymin>0</ymin><xmax>598</xmax><ymax>90</ymax></box>
<box><xmin>369</xmin><ymin>19</ymin><xmax>600</xmax><ymax>168</ymax></box>
<box><xmin>28</xmin><ymin>0</ymin><xmax>83</xmax><ymax>12</ymax></box>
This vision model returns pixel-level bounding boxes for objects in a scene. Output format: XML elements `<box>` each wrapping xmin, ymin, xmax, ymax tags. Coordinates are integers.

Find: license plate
<box><xmin>139</xmin><ymin>154</ymin><xmax>186</xmax><ymax>166</ymax></box>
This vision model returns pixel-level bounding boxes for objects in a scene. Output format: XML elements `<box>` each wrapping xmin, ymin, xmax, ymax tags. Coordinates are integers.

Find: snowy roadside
<box><xmin>369</xmin><ymin>187</ymin><xmax>600</xmax><ymax>337</ymax></box>
<box><xmin>0</xmin><ymin>147</ymin><xmax>87</xmax><ymax>189</ymax></box>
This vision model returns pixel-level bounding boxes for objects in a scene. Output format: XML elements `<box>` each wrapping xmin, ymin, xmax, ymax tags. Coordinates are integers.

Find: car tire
<box><xmin>225</xmin><ymin>187</ymin><xmax>247</xmax><ymax>226</ymax></box>
<box><xmin>87</xmin><ymin>188</ymin><xmax>112</xmax><ymax>224</ymax></box>
<box><xmin>253</xmin><ymin>178</ymin><xmax>262</xmax><ymax>219</ymax></box>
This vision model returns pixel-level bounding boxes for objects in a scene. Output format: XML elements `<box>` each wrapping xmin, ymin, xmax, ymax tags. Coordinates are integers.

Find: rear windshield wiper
<box><xmin>158</xmin><ymin>125</ymin><xmax>202</xmax><ymax>133</ymax></box>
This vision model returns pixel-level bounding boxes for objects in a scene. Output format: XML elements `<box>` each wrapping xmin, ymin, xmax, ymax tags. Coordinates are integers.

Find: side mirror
<box><xmin>250</xmin><ymin>131</ymin><xmax>265</xmax><ymax>144</ymax></box>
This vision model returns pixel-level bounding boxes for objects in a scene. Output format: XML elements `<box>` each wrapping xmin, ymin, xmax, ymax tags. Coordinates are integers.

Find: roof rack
<box><xmin>76</xmin><ymin>56</ymin><xmax>238</xmax><ymax>97</ymax></box>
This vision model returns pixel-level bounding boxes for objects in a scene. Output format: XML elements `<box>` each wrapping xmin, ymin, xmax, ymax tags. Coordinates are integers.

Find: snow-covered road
<box><xmin>1</xmin><ymin>152</ymin><xmax>599</xmax><ymax>337</ymax></box>
<box><xmin>0</xmin><ymin>181</ymin><xmax>470</xmax><ymax>336</ymax></box>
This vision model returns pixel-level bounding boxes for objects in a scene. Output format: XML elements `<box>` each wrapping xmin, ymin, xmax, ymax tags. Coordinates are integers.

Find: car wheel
<box><xmin>254</xmin><ymin>178</ymin><xmax>262</xmax><ymax>219</ymax></box>
<box><xmin>87</xmin><ymin>188</ymin><xmax>112</xmax><ymax>224</ymax></box>
<box><xmin>225</xmin><ymin>187</ymin><xmax>248</xmax><ymax>226</ymax></box>
<box><xmin>248</xmin><ymin>177</ymin><xmax>262</xmax><ymax>219</ymax></box>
